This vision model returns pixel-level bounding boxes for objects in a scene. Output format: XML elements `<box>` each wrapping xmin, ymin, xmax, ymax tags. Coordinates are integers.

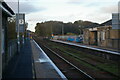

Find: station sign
<box><xmin>16</xmin><ymin>13</ymin><xmax>25</xmax><ymax>33</ymax></box>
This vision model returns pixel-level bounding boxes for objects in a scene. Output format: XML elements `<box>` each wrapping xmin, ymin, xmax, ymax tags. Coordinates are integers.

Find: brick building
<box><xmin>83</xmin><ymin>27</ymin><xmax>98</xmax><ymax>45</ymax></box>
<box><xmin>83</xmin><ymin>12</ymin><xmax>120</xmax><ymax>50</ymax></box>
<box><xmin>83</xmin><ymin>23</ymin><xmax>120</xmax><ymax>50</ymax></box>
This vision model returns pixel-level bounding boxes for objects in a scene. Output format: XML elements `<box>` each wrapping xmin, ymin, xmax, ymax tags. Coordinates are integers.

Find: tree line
<box><xmin>35</xmin><ymin>20</ymin><xmax>99</xmax><ymax>37</ymax></box>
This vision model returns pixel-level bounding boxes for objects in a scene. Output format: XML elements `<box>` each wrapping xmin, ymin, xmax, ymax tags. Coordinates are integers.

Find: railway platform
<box><xmin>51</xmin><ymin>40</ymin><xmax>120</xmax><ymax>55</ymax></box>
<box><xmin>2</xmin><ymin>39</ymin><xmax>66</xmax><ymax>79</ymax></box>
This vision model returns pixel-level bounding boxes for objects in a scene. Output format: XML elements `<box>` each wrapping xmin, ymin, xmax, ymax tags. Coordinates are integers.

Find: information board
<box><xmin>16</xmin><ymin>13</ymin><xmax>25</xmax><ymax>33</ymax></box>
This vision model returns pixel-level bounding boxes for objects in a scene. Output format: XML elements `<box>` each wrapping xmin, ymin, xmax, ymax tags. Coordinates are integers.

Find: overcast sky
<box><xmin>5</xmin><ymin>0</ymin><xmax>119</xmax><ymax>32</ymax></box>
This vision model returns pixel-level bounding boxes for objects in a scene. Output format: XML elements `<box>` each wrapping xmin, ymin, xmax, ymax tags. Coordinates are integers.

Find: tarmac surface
<box><xmin>2</xmin><ymin>39</ymin><xmax>66</xmax><ymax>79</ymax></box>
<box><xmin>31</xmin><ymin>40</ymin><xmax>66</xmax><ymax>79</ymax></box>
<box><xmin>3</xmin><ymin>39</ymin><xmax>33</xmax><ymax>79</ymax></box>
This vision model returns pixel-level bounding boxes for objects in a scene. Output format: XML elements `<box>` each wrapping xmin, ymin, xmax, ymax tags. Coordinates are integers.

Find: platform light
<box><xmin>17</xmin><ymin>0</ymin><xmax>20</xmax><ymax>53</ymax></box>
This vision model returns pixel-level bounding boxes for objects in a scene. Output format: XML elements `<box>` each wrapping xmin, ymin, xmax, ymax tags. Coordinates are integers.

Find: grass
<box><xmin>45</xmin><ymin>40</ymin><xmax>119</xmax><ymax>77</ymax></box>
<box><xmin>98</xmin><ymin>63</ymin><xmax>119</xmax><ymax>76</ymax></box>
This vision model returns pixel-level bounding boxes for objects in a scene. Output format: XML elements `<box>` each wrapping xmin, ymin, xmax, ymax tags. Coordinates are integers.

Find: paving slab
<box><xmin>3</xmin><ymin>39</ymin><xmax>67</xmax><ymax>80</ymax></box>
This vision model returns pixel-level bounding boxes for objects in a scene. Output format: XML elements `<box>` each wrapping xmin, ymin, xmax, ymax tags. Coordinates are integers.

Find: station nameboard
<box><xmin>16</xmin><ymin>13</ymin><xmax>25</xmax><ymax>33</ymax></box>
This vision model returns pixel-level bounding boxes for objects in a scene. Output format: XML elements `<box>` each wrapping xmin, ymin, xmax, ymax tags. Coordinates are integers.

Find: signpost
<box><xmin>16</xmin><ymin>14</ymin><xmax>25</xmax><ymax>33</ymax></box>
<box><xmin>16</xmin><ymin>13</ymin><xmax>25</xmax><ymax>53</ymax></box>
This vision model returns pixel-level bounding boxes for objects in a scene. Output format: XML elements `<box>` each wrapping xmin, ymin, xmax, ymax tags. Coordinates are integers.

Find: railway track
<box><xmin>35</xmin><ymin>40</ymin><xmax>94</xmax><ymax>80</ymax></box>
<box><xmin>52</xmin><ymin>47</ymin><xmax>119</xmax><ymax>78</ymax></box>
<box><xmin>43</xmin><ymin>45</ymin><xmax>94</xmax><ymax>80</ymax></box>
<box><xmin>34</xmin><ymin>37</ymin><xmax>119</xmax><ymax>80</ymax></box>
<box><xmin>51</xmin><ymin>40</ymin><xmax>120</xmax><ymax>62</ymax></box>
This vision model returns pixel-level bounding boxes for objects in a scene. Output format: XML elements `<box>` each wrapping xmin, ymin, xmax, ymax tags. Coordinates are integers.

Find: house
<box><xmin>0</xmin><ymin>1</ymin><xmax>14</xmax><ymax>79</ymax></box>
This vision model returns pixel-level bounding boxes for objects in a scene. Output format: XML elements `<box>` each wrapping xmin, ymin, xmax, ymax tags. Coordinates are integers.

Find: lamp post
<box><xmin>79</xmin><ymin>25</ymin><xmax>82</xmax><ymax>36</ymax></box>
<box><xmin>51</xmin><ymin>23</ymin><xmax>53</xmax><ymax>36</ymax></box>
<box><xmin>0</xmin><ymin>1</ymin><xmax>2</xmax><ymax>79</ymax></box>
<box><xmin>25</xmin><ymin>23</ymin><xmax>28</xmax><ymax>40</ymax></box>
<box><xmin>17</xmin><ymin>0</ymin><xmax>20</xmax><ymax>53</ymax></box>
<box><xmin>62</xmin><ymin>24</ymin><xmax>64</xmax><ymax>36</ymax></box>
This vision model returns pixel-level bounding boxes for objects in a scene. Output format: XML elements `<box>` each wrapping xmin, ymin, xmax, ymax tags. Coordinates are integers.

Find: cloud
<box><xmin>100</xmin><ymin>5</ymin><xmax>118</xmax><ymax>14</ymax></box>
<box><xmin>86</xmin><ymin>12</ymin><xmax>111</xmax><ymax>24</ymax></box>
<box><xmin>5</xmin><ymin>0</ymin><xmax>119</xmax><ymax>32</ymax></box>
<box><xmin>67</xmin><ymin>0</ymin><xmax>86</xmax><ymax>5</ymax></box>
<box><xmin>6</xmin><ymin>2</ymin><xmax>46</xmax><ymax>14</ymax></box>
<box><xmin>68</xmin><ymin>0</ymin><xmax>118</xmax><ymax>3</ymax></box>
<box><xmin>67</xmin><ymin>0</ymin><xmax>119</xmax><ymax>6</ymax></box>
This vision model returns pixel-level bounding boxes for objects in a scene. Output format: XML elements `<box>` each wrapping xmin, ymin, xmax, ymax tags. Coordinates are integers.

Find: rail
<box><xmin>44</xmin><ymin>45</ymin><xmax>95</xmax><ymax>80</ymax></box>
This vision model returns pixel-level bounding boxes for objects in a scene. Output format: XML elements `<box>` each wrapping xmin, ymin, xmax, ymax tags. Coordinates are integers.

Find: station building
<box><xmin>83</xmin><ymin>13</ymin><xmax>120</xmax><ymax>50</ymax></box>
<box><xmin>0</xmin><ymin>1</ymin><xmax>14</xmax><ymax>79</ymax></box>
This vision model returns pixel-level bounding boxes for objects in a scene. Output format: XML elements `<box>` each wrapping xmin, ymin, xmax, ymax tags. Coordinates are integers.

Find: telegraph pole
<box><xmin>62</xmin><ymin>24</ymin><xmax>64</xmax><ymax>35</ymax></box>
<box><xmin>17</xmin><ymin>0</ymin><xmax>20</xmax><ymax>53</ymax></box>
<box><xmin>51</xmin><ymin>23</ymin><xmax>53</xmax><ymax>37</ymax></box>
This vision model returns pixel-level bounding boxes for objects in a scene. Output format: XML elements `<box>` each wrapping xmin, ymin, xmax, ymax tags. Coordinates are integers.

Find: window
<box><xmin>101</xmin><ymin>31</ymin><xmax>105</xmax><ymax>40</ymax></box>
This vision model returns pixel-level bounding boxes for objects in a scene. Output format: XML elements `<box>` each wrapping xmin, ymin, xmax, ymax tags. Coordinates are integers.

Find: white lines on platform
<box><xmin>35</xmin><ymin>59</ymin><xmax>49</xmax><ymax>63</ymax></box>
<box><xmin>33</xmin><ymin>40</ymin><xmax>67</xmax><ymax>80</ymax></box>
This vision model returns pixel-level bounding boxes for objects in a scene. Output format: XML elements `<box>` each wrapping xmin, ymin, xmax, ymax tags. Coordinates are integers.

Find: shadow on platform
<box><xmin>2</xmin><ymin>39</ymin><xmax>34</xmax><ymax>79</ymax></box>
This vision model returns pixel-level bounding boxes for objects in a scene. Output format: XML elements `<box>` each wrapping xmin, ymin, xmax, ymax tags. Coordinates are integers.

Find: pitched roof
<box><xmin>100</xmin><ymin>19</ymin><xmax>112</xmax><ymax>26</ymax></box>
